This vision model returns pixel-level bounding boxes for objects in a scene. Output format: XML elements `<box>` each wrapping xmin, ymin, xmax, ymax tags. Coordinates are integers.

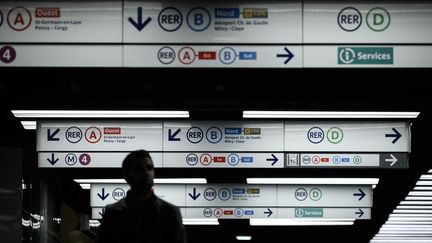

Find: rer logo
<box><xmin>295</xmin><ymin>188</ymin><xmax>308</xmax><ymax>201</ymax></box>
<box><xmin>112</xmin><ymin>188</ymin><xmax>125</xmax><ymax>201</ymax></box>
<box><xmin>337</xmin><ymin>7</ymin><xmax>362</xmax><ymax>32</ymax></box>
<box><xmin>338</xmin><ymin>47</ymin><xmax>393</xmax><ymax>65</ymax></box>
<box><xmin>66</xmin><ymin>126</ymin><xmax>82</xmax><ymax>143</ymax></box>
<box><xmin>307</xmin><ymin>127</ymin><xmax>324</xmax><ymax>144</ymax></box>
<box><xmin>204</xmin><ymin>188</ymin><xmax>217</xmax><ymax>201</ymax></box>
<box><xmin>187</xmin><ymin>126</ymin><xmax>203</xmax><ymax>143</ymax></box>
<box><xmin>158</xmin><ymin>7</ymin><xmax>182</xmax><ymax>32</ymax></box>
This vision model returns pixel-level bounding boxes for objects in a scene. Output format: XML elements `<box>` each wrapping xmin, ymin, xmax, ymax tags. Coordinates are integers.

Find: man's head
<box><xmin>122</xmin><ymin>150</ymin><xmax>154</xmax><ymax>191</ymax></box>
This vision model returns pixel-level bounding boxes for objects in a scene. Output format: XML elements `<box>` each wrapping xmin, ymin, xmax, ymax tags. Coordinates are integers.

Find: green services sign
<box><xmin>295</xmin><ymin>208</ymin><xmax>323</xmax><ymax>218</ymax></box>
<box><xmin>338</xmin><ymin>47</ymin><xmax>393</xmax><ymax>65</ymax></box>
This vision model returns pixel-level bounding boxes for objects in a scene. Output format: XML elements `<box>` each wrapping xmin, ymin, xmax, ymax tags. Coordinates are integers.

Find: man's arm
<box><xmin>173</xmin><ymin>207</ymin><xmax>188</xmax><ymax>243</ymax></box>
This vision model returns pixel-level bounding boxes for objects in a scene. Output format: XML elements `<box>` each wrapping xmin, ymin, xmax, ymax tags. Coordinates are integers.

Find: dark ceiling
<box><xmin>1</xmin><ymin>67</ymin><xmax>432</xmax><ymax>243</ymax></box>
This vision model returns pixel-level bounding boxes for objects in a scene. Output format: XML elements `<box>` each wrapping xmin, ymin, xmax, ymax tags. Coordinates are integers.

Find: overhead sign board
<box><xmin>124</xmin><ymin>45</ymin><xmax>300</xmax><ymax>68</ymax></box>
<box><xmin>92</xmin><ymin>206</ymin><xmax>370</xmax><ymax>220</ymax></box>
<box><xmin>163</xmin><ymin>121</ymin><xmax>284</xmax><ymax>151</ymax></box>
<box><xmin>285</xmin><ymin>153</ymin><xmax>408</xmax><ymax>168</ymax></box>
<box><xmin>90</xmin><ymin>184</ymin><xmax>185</xmax><ymax>207</ymax></box>
<box><xmin>284</xmin><ymin>121</ymin><xmax>410</xmax><ymax>152</ymax></box>
<box><xmin>38</xmin><ymin>152</ymin><xmax>163</xmax><ymax>168</ymax></box>
<box><xmin>163</xmin><ymin>152</ymin><xmax>283</xmax><ymax>168</ymax></box>
<box><xmin>0</xmin><ymin>45</ymin><xmax>122</xmax><ymax>67</ymax></box>
<box><xmin>0</xmin><ymin>1</ymin><xmax>122</xmax><ymax>43</ymax></box>
<box><xmin>304</xmin><ymin>2</ymin><xmax>432</xmax><ymax>43</ymax></box>
<box><xmin>91</xmin><ymin>183</ymin><xmax>372</xmax><ymax>208</ymax></box>
<box><xmin>278</xmin><ymin>185</ymin><xmax>372</xmax><ymax>207</ymax></box>
<box><xmin>92</xmin><ymin>207</ymin><xmax>186</xmax><ymax>220</ymax></box>
<box><xmin>36</xmin><ymin>121</ymin><xmax>162</xmax><ymax>152</ymax></box>
<box><xmin>123</xmin><ymin>1</ymin><xmax>302</xmax><ymax>43</ymax></box>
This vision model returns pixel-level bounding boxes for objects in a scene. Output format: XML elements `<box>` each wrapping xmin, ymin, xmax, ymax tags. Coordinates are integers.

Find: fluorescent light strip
<box><xmin>388</xmin><ymin>217</ymin><xmax>432</xmax><ymax>221</ymax></box>
<box><xmin>414</xmin><ymin>187</ymin><xmax>432</xmax><ymax>191</ymax></box>
<box><xmin>236</xmin><ymin>236</ymin><xmax>252</xmax><ymax>241</ymax></box>
<box><xmin>386</xmin><ymin>221</ymin><xmax>432</xmax><ymax>225</ymax></box>
<box><xmin>74</xmin><ymin>178</ymin><xmax>207</xmax><ymax>184</ymax></box>
<box><xmin>416</xmin><ymin>181</ymin><xmax>432</xmax><ymax>186</ymax></box>
<box><xmin>409</xmin><ymin>192</ymin><xmax>432</xmax><ymax>196</ymax></box>
<box><xmin>243</xmin><ymin>111</ymin><xmax>420</xmax><ymax>119</ymax></box>
<box><xmin>390</xmin><ymin>213</ymin><xmax>432</xmax><ymax>217</ymax></box>
<box><xmin>371</xmin><ymin>240</ymin><xmax>432</xmax><ymax>243</ymax></box>
<box><xmin>247</xmin><ymin>178</ymin><xmax>378</xmax><ymax>185</ymax></box>
<box><xmin>12</xmin><ymin>110</ymin><xmax>189</xmax><ymax>118</ymax></box>
<box><xmin>21</xmin><ymin>121</ymin><xmax>36</xmax><ymax>130</ymax></box>
<box><xmin>400</xmin><ymin>201</ymin><xmax>432</xmax><ymax>205</ymax></box>
<box><xmin>405</xmin><ymin>196</ymin><xmax>432</xmax><ymax>201</ymax></box>
<box><xmin>397</xmin><ymin>206</ymin><xmax>432</xmax><ymax>209</ymax></box>
<box><xmin>382</xmin><ymin>225</ymin><xmax>432</xmax><ymax>229</ymax></box>
<box><xmin>249</xmin><ymin>218</ymin><xmax>354</xmax><ymax>226</ymax></box>
<box><xmin>429</xmin><ymin>169</ymin><xmax>432</xmax><ymax>173</ymax></box>
<box><xmin>420</xmin><ymin>175</ymin><xmax>432</xmax><ymax>180</ymax></box>
<box><xmin>79</xmin><ymin>184</ymin><xmax>91</xmax><ymax>190</ymax></box>
<box><xmin>393</xmin><ymin>210</ymin><xmax>432</xmax><ymax>214</ymax></box>
<box><xmin>182</xmin><ymin>218</ymin><xmax>219</xmax><ymax>225</ymax></box>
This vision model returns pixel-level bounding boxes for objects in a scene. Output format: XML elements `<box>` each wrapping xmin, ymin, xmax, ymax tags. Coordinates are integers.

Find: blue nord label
<box><xmin>215</xmin><ymin>8</ymin><xmax>240</xmax><ymax>18</ymax></box>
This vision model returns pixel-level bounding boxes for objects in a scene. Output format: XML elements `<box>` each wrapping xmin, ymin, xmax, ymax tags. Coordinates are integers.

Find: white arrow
<box><xmin>385</xmin><ymin>154</ymin><xmax>398</xmax><ymax>166</ymax></box>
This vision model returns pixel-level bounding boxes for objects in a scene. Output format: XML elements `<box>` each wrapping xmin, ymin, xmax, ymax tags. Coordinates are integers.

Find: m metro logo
<box><xmin>338</xmin><ymin>47</ymin><xmax>393</xmax><ymax>65</ymax></box>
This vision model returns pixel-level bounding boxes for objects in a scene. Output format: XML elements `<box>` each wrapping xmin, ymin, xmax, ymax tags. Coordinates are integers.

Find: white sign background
<box><xmin>0</xmin><ymin>1</ymin><xmax>122</xmax><ymax>43</ymax></box>
<box><xmin>284</xmin><ymin>121</ymin><xmax>410</xmax><ymax>152</ymax></box>
<box><xmin>124</xmin><ymin>1</ymin><xmax>302</xmax><ymax>43</ymax></box>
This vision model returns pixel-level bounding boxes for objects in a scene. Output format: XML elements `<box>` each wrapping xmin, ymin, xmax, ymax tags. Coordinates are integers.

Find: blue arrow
<box><xmin>97</xmin><ymin>188</ymin><xmax>109</xmax><ymax>201</ymax></box>
<box><xmin>353</xmin><ymin>189</ymin><xmax>365</xmax><ymax>201</ymax></box>
<box><xmin>385</xmin><ymin>128</ymin><xmax>402</xmax><ymax>144</ymax></box>
<box><xmin>276</xmin><ymin>47</ymin><xmax>294</xmax><ymax>64</ymax></box>
<box><xmin>128</xmin><ymin>7</ymin><xmax>152</xmax><ymax>31</ymax></box>
<box><xmin>47</xmin><ymin>128</ymin><xmax>60</xmax><ymax>141</ymax></box>
<box><xmin>188</xmin><ymin>188</ymin><xmax>201</xmax><ymax>200</ymax></box>
<box><xmin>47</xmin><ymin>153</ymin><xmax>59</xmax><ymax>165</ymax></box>
<box><xmin>168</xmin><ymin>128</ymin><xmax>181</xmax><ymax>141</ymax></box>
<box><xmin>98</xmin><ymin>208</ymin><xmax>106</xmax><ymax>217</ymax></box>
<box><xmin>266</xmin><ymin>154</ymin><xmax>279</xmax><ymax>166</ymax></box>
<box><xmin>264</xmin><ymin>208</ymin><xmax>273</xmax><ymax>217</ymax></box>
<box><xmin>355</xmin><ymin>208</ymin><xmax>364</xmax><ymax>218</ymax></box>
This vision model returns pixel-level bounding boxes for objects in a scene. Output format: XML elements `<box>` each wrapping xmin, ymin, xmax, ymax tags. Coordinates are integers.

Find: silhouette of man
<box><xmin>96</xmin><ymin>150</ymin><xmax>187</xmax><ymax>243</ymax></box>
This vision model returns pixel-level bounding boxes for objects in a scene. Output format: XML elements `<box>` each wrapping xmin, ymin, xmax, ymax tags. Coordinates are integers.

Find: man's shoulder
<box><xmin>105</xmin><ymin>199</ymin><xmax>128</xmax><ymax>212</ymax></box>
<box><xmin>155</xmin><ymin>196</ymin><xmax>180</xmax><ymax>212</ymax></box>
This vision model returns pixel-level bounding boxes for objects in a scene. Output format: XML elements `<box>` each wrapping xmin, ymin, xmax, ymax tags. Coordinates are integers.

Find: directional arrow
<box><xmin>97</xmin><ymin>188</ymin><xmax>110</xmax><ymax>201</ymax></box>
<box><xmin>47</xmin><ymin>153</ymin><xmax>59</xmax><ymax>165</ymax></box>
<box><xmin>128</xmin><ymin>7</ymin><xmax>152</xmax><ymax>31</ymax></box>
<box><xmin>385</xmin><ymin>154</ymin><xmax>398</xmax><ymax>167</ymax></box>
<box><xmin>266</xmin><ymin>154</ymin><xmax>279</xmax><ymax>166</ymax></box>
<box><xmin>188</xmin><ymin>188</ymin><xmax>201</xmax><ymax>200</ymax></box>
<box><xmin>355</xmin><ymin>208</ymin><xmax>364</xmax><ymax>218</ymax></box>
<box><xmin>353</xmin><ymin>189</ymin><xmax>366</xmax><ymax>201</ymax></box>
<box><xmin>276</xmin><ymin>47</ymin><xmax>294</xmax><ymax>64</ymax></box>
<box><xmin>385</xmin><ymin>128</ymin><xmax>402</xmax><ymax>144</ymax></box>
<box><xmin>264</xmin><ymin>208</ymin><xmax>273</xmax><ymax>217</ymax></box>
<box><xmin>168</xmin><ymin>128</ymin><xmax>181</xmax><ymax>141</ymax></box>
<box><xmin>47</xmin><ymin>128</ymin><xmax>60</xmax><ymax>141</ymax></box>
<box><xmin>98</xmin><ymin>208</ymin><xmax>106</xmax><ymax>217</ymax></box>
